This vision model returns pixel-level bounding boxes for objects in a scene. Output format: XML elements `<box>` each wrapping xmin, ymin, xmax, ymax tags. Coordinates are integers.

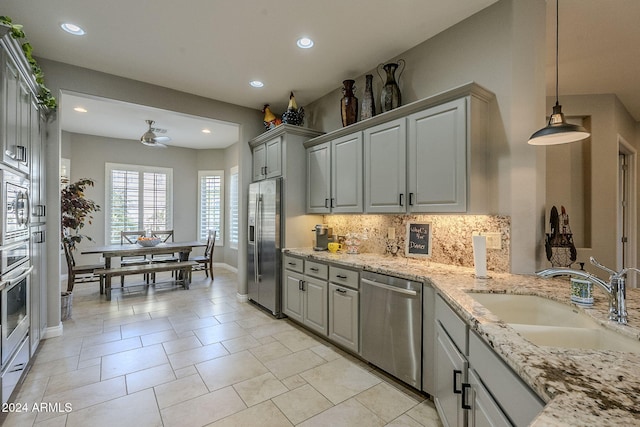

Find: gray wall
<box><xmin>42</xmin><ymin>58</ymin><xmax>262</xmax><ymax>332</ymax></box>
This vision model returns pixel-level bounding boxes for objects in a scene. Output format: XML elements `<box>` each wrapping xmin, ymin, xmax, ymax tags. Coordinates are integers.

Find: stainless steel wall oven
<box><xmin>1</xmin><ymin>262</ymin><xmax>31</xmax><ymax>366</ymax></box>
<box><xmin>1</xmin><ymin>168</ymin><xmax>30</xmax><ymax>245</ymax></box>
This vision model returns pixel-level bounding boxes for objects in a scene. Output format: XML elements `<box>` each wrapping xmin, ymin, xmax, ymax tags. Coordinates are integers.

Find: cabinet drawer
<box><xmin>2</xmin><ymin>336</ymin><xmax>29</xmax><ymax>404</ymax></box>
<box><xmin>435</xmin><ymin>294</ymin><xmax>468</xmax><ymax>355</ymax></box>
<box><xmin>469</xmin><ymin>331</ymin><xmax>544</xmax><ymax>427</ymax></box>
<box><xmin>305</xmin><ymin>260</ymin><xmax>328</xmax><ymax>279</ymax></box>
<box><xmin>283</xmin><ymin>255</ymin><xmax>304</xmax><ymax>273</ymax></box>
<box><xmin>329</xmin><ymin>266</ymin><xmax>359</xmax><ymax>289</ymax></box>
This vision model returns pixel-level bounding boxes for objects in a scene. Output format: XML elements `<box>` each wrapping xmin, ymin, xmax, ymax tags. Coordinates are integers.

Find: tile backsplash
<box><xmin>324</xmin><ymin>214</ymin><xmax>511</xmax><ymax>273</ymax></box>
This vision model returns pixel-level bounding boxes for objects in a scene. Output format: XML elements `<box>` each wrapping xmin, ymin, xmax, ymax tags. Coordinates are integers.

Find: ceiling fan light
<box><xmin>528</xmin><ymin>103</ymin><xmax>590</xmax><ymax>145</ymax></box>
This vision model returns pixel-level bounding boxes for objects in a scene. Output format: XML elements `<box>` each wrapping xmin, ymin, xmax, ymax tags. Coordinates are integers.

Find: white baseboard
<box><xmin>43</xmin><ymin>323</ymin><xmax>64</xmax><ymax>339</ymax></box>
<box><xmin>215</xmin><ymin>262</ymin><xmax>237</xmax><ymax>273</ymax></box>
<box><xmin>236</xmin><ymin>292</ymin><xmax>249</xmax><ymax>303</ymax></box>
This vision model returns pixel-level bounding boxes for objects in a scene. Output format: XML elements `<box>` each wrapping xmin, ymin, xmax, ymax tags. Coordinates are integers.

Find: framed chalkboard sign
<box><xmin>406</xmin><ymin>223</ymin><xmax>432</xmax><ymax>258</ymax></box>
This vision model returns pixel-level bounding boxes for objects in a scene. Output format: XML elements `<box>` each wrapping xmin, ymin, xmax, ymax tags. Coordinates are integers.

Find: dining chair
<box><xmin>63</xmin><ymin>240</ymin><xmax>104</xmax><ymax>293</ymax></box>
<box><xmin>150</xmin><ymin>230</ymin><xmax>179</xmax><ymax>263</ymax></box>
<box><xmin>191</xmin><ymin>230</ymin><xmax>216</xmax><ymax>279</ymax></box>
<box><xmin>120</xmin><ymin>230</ymin><xmax>150</xmax><ymax>284</ymax></box>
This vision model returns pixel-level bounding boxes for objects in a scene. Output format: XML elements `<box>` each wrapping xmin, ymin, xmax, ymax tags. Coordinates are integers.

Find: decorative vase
<box><xmin>377</xmin><ymin>59</ymin><xmax>405</xmax><ymax>112</ymax></box>
<box><xmin>360</xmin><ymin>74</ymin><xmax>375</xmax><ymax>120</ymax></box>
<box><xmin>340</xmin><ymin>80</ymin><xmax>358</xmax><ymax>127</ymax></box>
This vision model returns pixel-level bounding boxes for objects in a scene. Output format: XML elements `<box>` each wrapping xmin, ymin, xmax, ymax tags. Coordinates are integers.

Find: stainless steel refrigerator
<box><xmin>247</xmin><ymin>178</ymin><xmax>282</xmax><ymax>317</ymax></box>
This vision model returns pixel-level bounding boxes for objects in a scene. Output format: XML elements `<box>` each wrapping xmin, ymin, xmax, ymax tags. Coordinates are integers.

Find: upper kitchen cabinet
<box><xmin>249</xmin><ymin>125</ymin><xmax>323</xmax><ymax>183</ymax></box>
<box><xmin>304</xmin><ymin>82</ymin><xmax>494</xmax><ymax>215</ymax></box>
<box><xmin>306</xmin><ymin>132</ymin><xmax>363</xmax><ymax>214</ymax></box>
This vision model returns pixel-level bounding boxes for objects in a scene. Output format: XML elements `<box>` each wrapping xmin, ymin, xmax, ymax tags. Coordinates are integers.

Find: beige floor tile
<box><xmin>272</xmin><ymin>383</ymin><xmax>333</xmax><ymax>424</ymax></box>
<box><xmin>249</xmin><ymin>341</ymin><xmax>292</xmax><ymax>363</ymax></box>
<box><xmin>101</xmin><ymin>344</ymin><xmax>168</xmax><ymax>379</ymax></box>
<box><xmin>265</xmin><ymin>349</ymin><xmax>327</xmax><ymax>380</ymax></box>
<box><xmin>208</xmin><ymin>400</ymin><xmax>293</xmax><ymax>427</ymax></box>
<box><xmin>35</xmin><ymin>377</ymin><xmax>127</xmax><ymax>423</ymax></box>
<box><xmin>174</xmin><ymin>364</ymin><xmax>198</xmax><ymax>378</ymax></box>
<box><xmin>386</xmin><ymin>413</ymin><xmax>428</xmax><ymax>427</ymax></box>
<box><xmin>193</xmin><ymin>322</ymin><xmax>248</xmax><ymax>345</ymax></box>
<box><xmin>79</xmin><ymin>336</ymin><xmax>142</xmax><ymax>361</ymax></box>
<box><xmin>406</xmin><ymin>400</ymin><xmax>443</xmax><ymax>427</ymax></box>
<box><xmin>121</xmin><ymin>317</ymin><xmax>173</xmax><ymax>339</ymax></box>
<box><xmin>221</xmin><ymin>334</ymin><xmax>261</xmax><ymax>353</ymax></box>
<box><xmin>160</xmin><ymin>386</ymin><xmax>246</xmax><ymax>427</ymax></box>
<box><xmin>162</xmin><ymin>335</ymin><xmax>202</xmax><ymax>355</ymax></box>
<box><xmin>281</xmin><ymin>374</ymin><xmax>308</xmax><ymax>390</ymax></box>
<box><xmin>300</xmin><ymin>357</ymin><xmax>381</xmax><ymax>404</ymax></box>
<box><xmin>215</xmin><ymin>310</ymin><xmax>252</xmax><ymax>323</ymax></box>
<box><xmin>44</xmin><ymin>364</ymin><xmax>101</xmax><ymax>396</ymax></box>
<box><xmin>140</xmin><ymin>329</ymin><xmax>180</xmax><ymax>346</ymax></box>
<box><xmin>154</xmin><ymin>373</ymin><xmax>209</xmax><ymax>409</ymax></box>
<box><xmin>310</xmin><ymin>343</ymin><xmax>343</xmax><ymax>361</ymax></box>
<box><xmin>233</xmin><ymin>372</ymin><xmax>288</xmax><ymax>406</ymax></box>
<box><xmin>66</xmin><ymin>388</ymin><xmax>161</xmax><ymax>427</ymax></box>
<box><xmin>81</xmin><ymin>329</ymin><xmax>122</xmax><ymax>348</ymax></box>
<box><xmin>126</xmin><ymin>363</ymin><xmax>176</xmax><ymax>393</ymax></box>
<box><xmin>272</xmin><ymin>329</ymin><xmax>322</xmax><ymax>352</ymax></box>
<box><xmin>27</xmin><ymin>355</ymin><xmax>79</xmax><ymax>380</ymax></box>
<box><xmin>247</xmin><ymin>321</ymin><xmax>295</xmax><ymax>339</ymax></box>
<box><xmin>197</xmin><ymin>350</ymin><xmax>268</xmax><ymax>391</ymax></box>
<box><xmin>355</xmin><ymin>382</ymin><xmax>420</xmax><ymax>422</ymax></box>
<box><xmin>170</xmin><ymin>315</ymin><xmax>220</xmax><ymax>334</ymax></box>
<box><xmin>167</xmin><ymin>342</ymin><xmax>228</xmax><ymax>370</ymax></box>
<box><xmin>298</xmin><ymin>397</ymin><xmax>385</xmax><ymax>427</ymax></box>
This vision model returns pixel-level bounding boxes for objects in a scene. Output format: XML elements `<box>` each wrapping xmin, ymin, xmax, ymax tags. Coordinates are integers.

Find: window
<box><xmin>106</xmin><ymin>163</ymin><xmax>173</xmax><ymax>244</ymax></box>
<box><xmin>198</xmin><ymin>170</ymin><xmax>224</xmax><ymax>243</ymax></box>
<box><xmin>229</xmin><ymin>166</ymin><xmax>239</xmax><ymax>249</ymax></box>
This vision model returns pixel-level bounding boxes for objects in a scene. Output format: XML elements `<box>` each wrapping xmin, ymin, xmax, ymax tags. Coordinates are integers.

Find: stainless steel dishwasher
<box><xmin>360</xmin><ymin>271</ymin><xmax>423</xmax><ymax>389</ymax></box>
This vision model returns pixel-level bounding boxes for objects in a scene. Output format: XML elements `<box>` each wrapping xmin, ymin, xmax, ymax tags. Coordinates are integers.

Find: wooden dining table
<box><xmin>81</xmin><ymin>240</ymin><xmax>206</xmax><ymax>268</ymax></box>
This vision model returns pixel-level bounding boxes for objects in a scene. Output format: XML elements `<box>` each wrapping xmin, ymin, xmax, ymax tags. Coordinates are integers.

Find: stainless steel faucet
<box><xmin>536</xmin><ymin>257</ymin><xmax>640</xmax><ymax>324</ymax></box>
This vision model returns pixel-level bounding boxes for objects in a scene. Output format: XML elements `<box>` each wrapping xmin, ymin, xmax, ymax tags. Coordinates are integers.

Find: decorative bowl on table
<box><xmin>137</xmin><ymin>237</ymin><xmax>161</xmax><ymax>247</ymax></box>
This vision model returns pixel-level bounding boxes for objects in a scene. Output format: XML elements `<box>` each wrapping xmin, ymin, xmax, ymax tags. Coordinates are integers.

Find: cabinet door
<box><xmin>364</xmin><ymin>118</ymin><xmax>406</xmax><ymax>213</ymax></box>
<box><xmin>252</xmin><ymin>143</ymin><xmax>266</xmax><ymax>181</ymax></box>
<box><xmin>435</xmin><ymin>323</ymin><xmax>468</xmax><ymax>427</ymax></box>
<box><xmin>283</xmin><ymin>271</ymin><xmax>304</xmax><ymax>323</ymax></box>
<box><xmin>408</xmin><ymin>98</ymin><xmax>467</xmax><ymax>212</ymax></box>
<box><xmin>331</xmin><ymin>132</ymin><xmax>363</xmax><ymax>213</ymax></box>
<box><xmin>306</xmin><ymin>142</ymin><xmax>331</xmax><ymax>213</ymax></box>
<box><xmin>265</xmin><ymin>136</ymin><xmax>282</xmax><ymax>178</ymax></box>
<box><xmin>328</xmin><ymin>284</ymin><xmax>358</xmax><ymax>353</ymax></box>
<box><xmin>17</xmin><ymin>80</ymin><xmax>30</xmax><ymax>173</ymax></box>
<box><xmin>1</xmin><ymin>54</ymin><xmax>19</xmax><ymax>168</ymax></box>
<box><xmin>467</xmin><ymin>369</ymin><xmax>511</xmax><ymax>427</ymax></box>
<box><xmin>303</xmin><ymin>276</ymin><xmax>328</xmax><ymax>336</ymax></box>
<box><xmin>30</xmin><ymin>100</ymin><xmax>43</xmax><ymax>221</ymax></box>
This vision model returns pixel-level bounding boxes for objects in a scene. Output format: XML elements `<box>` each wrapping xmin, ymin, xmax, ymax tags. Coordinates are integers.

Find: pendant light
<box><xmin>528</xmin><ymin>0</ymin><xmax>590</xmax><ymax>145</ymax></box>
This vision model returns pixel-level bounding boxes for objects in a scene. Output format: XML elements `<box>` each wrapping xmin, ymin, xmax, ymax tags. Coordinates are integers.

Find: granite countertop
<box><xmin>283</xmin><ymin>248</ymin><xmax>640</xmax><ymax>426</ymax></box>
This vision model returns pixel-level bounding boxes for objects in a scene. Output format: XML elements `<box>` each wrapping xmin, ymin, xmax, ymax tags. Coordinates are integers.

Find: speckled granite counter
<box><xmin>283</xmin><ymin>248</ymin><xmax>640</xmax><ymax>426</ymax></box>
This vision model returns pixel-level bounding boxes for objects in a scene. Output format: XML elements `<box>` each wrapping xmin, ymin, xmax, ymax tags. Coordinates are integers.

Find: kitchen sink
<box><xmin>467</xmin><ymin>293</ymin><xmax>640</xmax><ymax>353</ymax></box>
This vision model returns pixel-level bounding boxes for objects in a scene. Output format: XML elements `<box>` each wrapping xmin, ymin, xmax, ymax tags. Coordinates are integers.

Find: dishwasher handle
<box><xmin>361</xmin><ymin>278</ymin><xmax>419</xmax><ymax>296</ymax></box>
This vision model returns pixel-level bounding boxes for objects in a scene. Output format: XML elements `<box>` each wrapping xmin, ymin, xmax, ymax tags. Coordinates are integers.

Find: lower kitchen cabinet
<box><xmin>434</xmin><ymin>294</ymin><xmax>544</xmax><ymax>427</ymax></box>
<box><xmin>303</xmin><ymin>276</ymin><xmax>328</xmax><ymax>335</ymax></box>
<box><xmin>282</xmin><ymin>256</ymin><xmax>328</xmax><ymax>336</ymax></box>
<box><xmin>328</xmin><ymin>265</ymin><xmax>359</xmax><ymax>353</ymax></box>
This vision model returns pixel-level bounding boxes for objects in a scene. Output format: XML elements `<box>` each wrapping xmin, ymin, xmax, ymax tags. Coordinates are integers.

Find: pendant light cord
<box><xmin>555</xmin><ymin>0</ymin><xmax>559</xmax><ymax>105</ymax></box>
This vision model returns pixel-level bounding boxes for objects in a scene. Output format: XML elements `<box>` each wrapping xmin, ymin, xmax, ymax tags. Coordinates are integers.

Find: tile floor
<box><xmin>3</xmin><ymin>267</ymin><xmax>442</xmax><ymax>427</ymax></box>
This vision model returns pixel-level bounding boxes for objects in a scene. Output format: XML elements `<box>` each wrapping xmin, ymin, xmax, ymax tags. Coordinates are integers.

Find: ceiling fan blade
<box><xmin>153</xmin><ymin>136</ymin><xmax>171</xmax><ymax>143</ymax></box>
<box><xmin>140</xmin><ymin>140</ymin><xmax>167</xmax><ymax>148</ymax></box>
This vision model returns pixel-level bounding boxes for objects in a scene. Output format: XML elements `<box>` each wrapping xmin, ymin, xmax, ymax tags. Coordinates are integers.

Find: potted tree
<box><xmin>61</xmin><ymin>178</ymin><xmax>100</xmax><ymax>318</ymax></box>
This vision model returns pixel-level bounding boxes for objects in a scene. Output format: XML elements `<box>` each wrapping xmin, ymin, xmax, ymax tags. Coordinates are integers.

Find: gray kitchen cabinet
<box><xmin>364</xmin><ymin>118</ymin><xmax>406</xmax><ymax>213</ymax></box>
<box><xmin>328</xmin><ymin>266</ymin><xmax>359</xmax><ymax>353</ymax></box>
<box><xmin>435</xmin><ymin>294</ymin><xmax>544</xmax><ymax>427</ymax></box>
<box><xmin>408</xmin><ymin>98</ymin><xmax>467</xmax><ymax>212</ymax></box>
<box><xmin>1</xmin><ymin>50</ymin><xmax>20</xmax><ymax>169</ymax></box>
<box><xmin>282</xmin><ymin>256</ymin><xmax>328</xmax><ymax>336</ymax></box>
<box><xmin>307</xmin><ymin>132</ymin><xmax>363</xmax><ymax>214</ymax></box>
<box><xmin>252</xmin><ymin>136</ymin><xmax>282</xmax><ymax>181</ymax></box>
<box><xmin>30</xmin><ymin>225</ymin><xmax>46</xmax><ymax>356</ymax></box>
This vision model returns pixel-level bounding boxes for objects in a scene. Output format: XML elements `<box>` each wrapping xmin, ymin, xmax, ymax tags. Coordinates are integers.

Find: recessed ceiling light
<box><xmin>296</xmin><ymin>37</ymin><xmax>314</xmax><ymax>49</ymax></box>
<box><xmin>202</xmin><ymin>129</ymin><xmax>211</xmax><ymax>134</ymax></box>
<box><xmin>250</xmin><ymin>80</ymin><xmax>264</xmax><ymax>88</ymax></box>
<box><xmin>73</xmin><ymin>107</ymin><xmax>87</xmax><ymax>113</ymax></box>
<box><xmin>60</xmin><ymin>22</ymin><xmax>86</xmax><ymax>36</ymax></box>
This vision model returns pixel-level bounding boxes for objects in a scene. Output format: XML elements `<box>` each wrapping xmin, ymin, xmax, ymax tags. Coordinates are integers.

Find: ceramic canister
<box><xmin>570</xmin><ymin>278</ymin><xmax>594</xmax><ymax>306</ymax></box>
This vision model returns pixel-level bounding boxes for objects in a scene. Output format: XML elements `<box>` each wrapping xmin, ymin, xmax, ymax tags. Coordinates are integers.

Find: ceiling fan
<box><xmin>140</xmin><ymin>119</ymin><xmax>171</xmax><ymax>147</ymax></box>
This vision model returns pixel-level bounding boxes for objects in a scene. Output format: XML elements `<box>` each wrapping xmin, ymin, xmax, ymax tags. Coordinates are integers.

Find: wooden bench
<box><xmin>95</xmin><ymin>261</ymin><xmax>197</xmax><ymax>301</ymax></box>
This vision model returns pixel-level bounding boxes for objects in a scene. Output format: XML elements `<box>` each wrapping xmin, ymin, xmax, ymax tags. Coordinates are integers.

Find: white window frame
<box><xmin>105</xmin><ymin>163</ymin><xmax>173</xmax><ymax>244</ymax></box>
<box><xmin>229</xmin><ymin>166</ymin><xmax>239</xmax><ymax>249</ymax></box>
<box><xmin>198</xmin><ymin>170</ymin><xmax>224</xmax><ymax>244</ymax></box>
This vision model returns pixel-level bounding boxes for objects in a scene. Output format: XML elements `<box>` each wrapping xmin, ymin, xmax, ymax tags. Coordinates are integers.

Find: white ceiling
<box><xmin>2</xmin><ymin>0</ymin><xmax>639</xmax><ymax>150</ymax></box>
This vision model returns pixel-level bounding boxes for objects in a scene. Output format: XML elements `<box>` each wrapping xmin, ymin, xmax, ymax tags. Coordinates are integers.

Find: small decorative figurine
<box><xmin>281</xmin><ymin>92</ymin><xmax>305</xmax><ymax>126</ymax></box>
<box><xmin>262</xmin><ymin>104</ymin><xmax>282</xmax><ymax>131</ymax></box>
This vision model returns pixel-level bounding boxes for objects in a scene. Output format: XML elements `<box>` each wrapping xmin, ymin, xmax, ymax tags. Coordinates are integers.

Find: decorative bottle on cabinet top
<box><xmin>361</xmin><ymin>74</ymin><xmax>375</xmax><ymax>121</ymax></box>
<box><xmin>378</xmin><ymin>59</ymin><xmax>405</xmax><ymax>112</ymax></box>
<box><xmin>340</xmin><ymin>79</ymin><xmax>358</xmax><ymax>127</ymax></box>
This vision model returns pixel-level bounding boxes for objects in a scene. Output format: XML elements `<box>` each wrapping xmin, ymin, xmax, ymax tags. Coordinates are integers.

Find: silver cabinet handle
<box><xmin>336</xmin><ymin>274</ymin><xmax>348</xmax><ymax>279</ymax></box>
<box><xmin>361</xmin><ymin>278</ymin><xmax>418</xmax><ymax>296</ymax></box>
<box><xmin>335</xmin><ymin>288</ymin><xmax>347</xmax><ymax>294</ymax></box>
<box><xmin>310</xmin><ymin>267</ymin><xmax>319</xmax><ymax>272</ymax></box>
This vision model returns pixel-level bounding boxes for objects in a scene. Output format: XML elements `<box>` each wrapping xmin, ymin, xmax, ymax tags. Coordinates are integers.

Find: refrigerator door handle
<box><xmin>255</xmin><ymin>195</ymin><xmax>262</xmax><ymax>283</ymax></box>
